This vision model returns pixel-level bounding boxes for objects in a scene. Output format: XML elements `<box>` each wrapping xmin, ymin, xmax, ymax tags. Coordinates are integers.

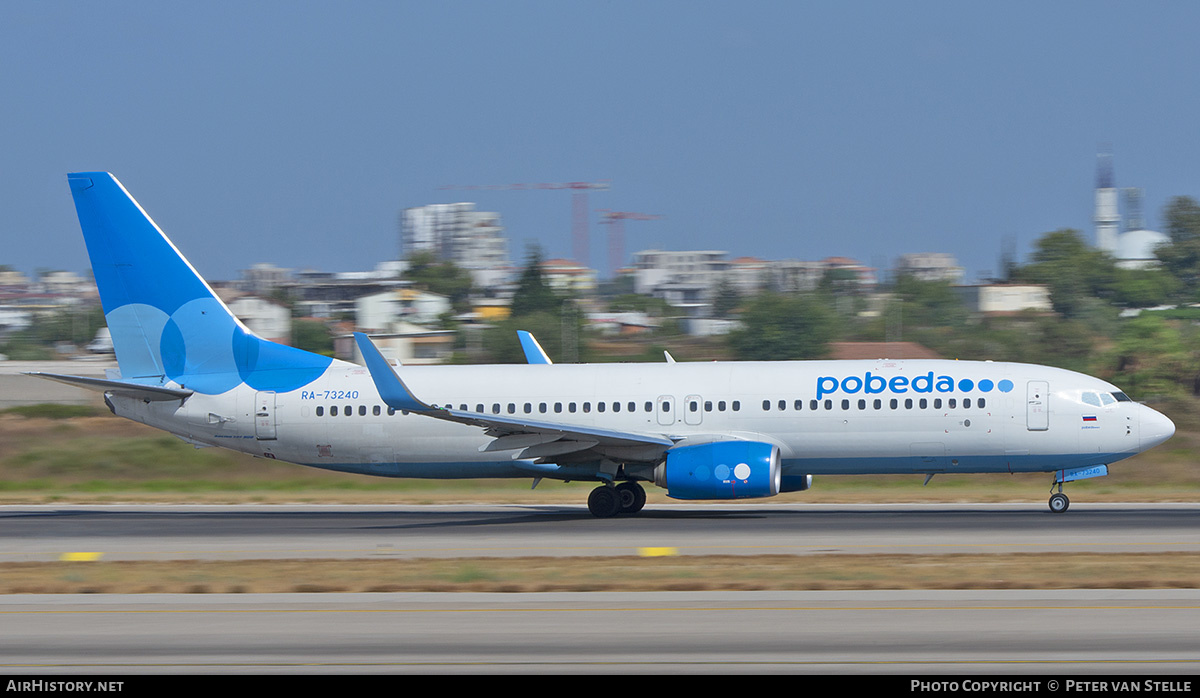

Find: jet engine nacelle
<box><xmin>655</xmin><ymin>441</ymin><xmax>781</xmax><ymax>500</ymax></box>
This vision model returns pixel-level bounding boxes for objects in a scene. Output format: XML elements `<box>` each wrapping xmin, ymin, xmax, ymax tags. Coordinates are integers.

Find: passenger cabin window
<box><xmin>316</xmin><ymin>406</ymin><xmax>324</xmax><ymax>416</ymax></box>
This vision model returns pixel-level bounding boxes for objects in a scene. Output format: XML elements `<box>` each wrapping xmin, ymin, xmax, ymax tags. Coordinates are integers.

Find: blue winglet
<box><xmin>354</xmin><ymin>332</ymin><xmax>430</xmax><ymax>412</ymax></box>
<box><xmin>517</xmin><ymin>330</ymin><xmax>553</xmax><ymax>364</ymax></box>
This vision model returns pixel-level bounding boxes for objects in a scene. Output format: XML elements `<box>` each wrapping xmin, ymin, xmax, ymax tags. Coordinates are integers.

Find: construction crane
<box><xmin>598</xmin><ymin>210</ymin><xmax>663</xmax><ymax>279</ymax></box>
<box><xmin>438</xmin><ymin>181</ymin><xmax>610</xmax><ymax>267</ymax></box>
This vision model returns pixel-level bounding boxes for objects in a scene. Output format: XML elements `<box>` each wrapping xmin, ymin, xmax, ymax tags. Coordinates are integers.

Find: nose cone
<box><xmin>1140</xmin><ymin>406</ymin><xmax>1176</xmax><ymax>451</ymax></box>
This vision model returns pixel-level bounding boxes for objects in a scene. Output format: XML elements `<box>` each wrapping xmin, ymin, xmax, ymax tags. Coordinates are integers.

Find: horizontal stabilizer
<box><xmin>26</xmin><ymin>372</ymin><xmax>193</xmax><ymax>401</ymax></box>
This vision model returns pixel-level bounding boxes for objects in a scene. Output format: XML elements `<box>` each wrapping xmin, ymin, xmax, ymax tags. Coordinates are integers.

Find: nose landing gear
<box><xmin>1049</xmin><ymin>486</ymin><xmax>1070</xmax><ymax>513</ymax></box>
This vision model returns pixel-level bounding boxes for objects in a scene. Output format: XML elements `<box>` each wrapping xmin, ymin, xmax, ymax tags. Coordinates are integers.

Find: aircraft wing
<box><xmin>354</xmin><ymin>333</ymin><xmax>673</xmax><ymax>462</ymax></box>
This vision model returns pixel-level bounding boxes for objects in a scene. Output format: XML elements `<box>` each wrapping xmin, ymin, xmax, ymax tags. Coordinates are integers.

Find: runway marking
<box><xmin>638</xmin><ymin>547</ymin><xmax>678</xmax><ymax>556</ymax></box>
<box><xmin>57</xmin><ymin>552</ymin><xmax>103</xmax><ymax>561</ymax></box>
<box><xmin>5</xmin><ymin>538</ymin><xmax>1200</xmax><ymax>559</ymax></box>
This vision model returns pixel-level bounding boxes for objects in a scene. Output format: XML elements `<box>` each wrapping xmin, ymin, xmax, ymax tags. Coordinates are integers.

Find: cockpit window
<box><xmin>1112</xmin><ymin>392</ymin><xmax>1133</xmax><ymax>402</ymax></box>
<box><xmin>1081</xmin><ymin>392</ymin><xmax>1102</xmax><ymax>407</ymax></box>
<box><xmin>1100</xmin><ymin>393</ymin><xmax>1116</xmax><ymax>406</ymax></box>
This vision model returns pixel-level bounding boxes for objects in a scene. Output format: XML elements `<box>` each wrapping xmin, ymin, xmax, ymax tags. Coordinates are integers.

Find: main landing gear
<box><xmin>587</xmin><ymin>481</ymin><xmax>647</xmax><ymax>518</ymax></box>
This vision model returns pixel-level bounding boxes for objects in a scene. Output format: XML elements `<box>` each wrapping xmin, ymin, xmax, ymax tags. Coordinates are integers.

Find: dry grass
<box><xmin>3</xmin><ymin>553</ymin><xmax>1199</xmax><ymax>594</ymax></box>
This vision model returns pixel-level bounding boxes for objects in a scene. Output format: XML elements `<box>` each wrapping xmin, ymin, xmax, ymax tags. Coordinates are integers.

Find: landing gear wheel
<box><xmin>1049</xmin><ymin>492</ymin><xmax>1070</xmax><ymax>514</ymax></box>
<box><xmin>615</xmin><ymin>481</ymin><xmax>647</xmax><ymax>515</ymax></box>
<box><xmin>587</xmin><ymin>485</ymin><xmax>621</xmax><ymax>518</ymax></box>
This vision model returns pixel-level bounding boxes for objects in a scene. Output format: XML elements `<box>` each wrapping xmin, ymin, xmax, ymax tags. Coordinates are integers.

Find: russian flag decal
<box><xmin>1082</xmin><ymin>415</ymin><xmax>1098</xmax><ymax>422</ymax></box>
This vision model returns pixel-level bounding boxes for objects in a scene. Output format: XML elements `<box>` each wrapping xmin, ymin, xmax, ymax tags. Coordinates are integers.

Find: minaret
<box><xmin>1094</xmin><ymin>151</ymin><xmax>1121</xmax><ymax>255</ymax></box>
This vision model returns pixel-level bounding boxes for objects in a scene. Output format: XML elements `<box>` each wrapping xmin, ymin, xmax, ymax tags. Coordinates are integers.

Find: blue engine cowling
<box><xmin>655</xmin><ymin>441</ymin><xmax>781</xmax><ymax>500</ymax></box>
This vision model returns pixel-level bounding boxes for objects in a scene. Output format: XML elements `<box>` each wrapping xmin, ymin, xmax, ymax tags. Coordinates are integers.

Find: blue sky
<box><xmin>4</xmin><ymin>1</ymin><xmax>1200</xmax><ymax>283</ymax></box>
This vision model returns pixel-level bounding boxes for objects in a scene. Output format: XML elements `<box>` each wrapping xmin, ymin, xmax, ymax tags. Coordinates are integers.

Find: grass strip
<box><xmin>3</xmin><ymin>552</ymin><xmax>1198</xmax><ymax>594</ymax></box>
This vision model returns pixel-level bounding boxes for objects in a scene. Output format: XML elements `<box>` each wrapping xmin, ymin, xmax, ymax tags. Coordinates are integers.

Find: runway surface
<box><xmin>2</xmin><ymin>502</ymin><xmax>1199</xmax><ymax>561</ymax></box>
<box><xmin>3</xmin><ymin>504</ymin><xmax>1199</xmax><ymax>674</ymax></box>
<box><xmin>3</xmin><ymin>590</ymin><xmax>1199</xmax><ymax>674</ymax></box>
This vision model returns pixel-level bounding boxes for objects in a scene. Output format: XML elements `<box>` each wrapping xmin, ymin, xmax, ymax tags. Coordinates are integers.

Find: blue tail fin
<box><xmin>67</xmin><ymin>172</ymin><xmax>330</xmax><ymax>394</ymax></box>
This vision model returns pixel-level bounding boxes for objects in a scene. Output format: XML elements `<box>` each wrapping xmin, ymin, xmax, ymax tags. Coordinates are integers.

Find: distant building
<box><xmin>955</xmin><ymin>284</ymin><xmax>1052</xmax><ymax>315</ymax></box>
<box><xmin>631</xmin><ymin>249</ymin><xmax>730</xmax><ymax>308</ymax></box>
<box><xmin>337</xmin><ymin>321</ymin><xmax>456</xmax><ymax>365</ymax></box>
<box><xmin>356</xmin><ymin>288</ymin><xmax>451</xmax><ymax>330</ymax></box>
<box><xmin>896</xmin><ymin>253</ymin><xmax>964</xmax><ymax>283</ymax></box>
<box><xmin>239</xmin><ymin>263</ymin><xmax>292</xmax><ymax>295</ymax></box>
<box><xmin>541</xmin><ymin>258</ymin><xmax>597</xmax><ymax>295</ymax></box>
<box><xmin>1093</xmin><ymin>153</ymin><xmax>1170</xmax><ymax>269</ymax></box>
<box><xmin>401</xmin><ymin>203</ymin><xmax>513</xmax><ymax>288</ymax></box>
<box><xmin>226</xmin><ymin>296</ymin><xmax>292</xmax><ymax>345</ymax></box>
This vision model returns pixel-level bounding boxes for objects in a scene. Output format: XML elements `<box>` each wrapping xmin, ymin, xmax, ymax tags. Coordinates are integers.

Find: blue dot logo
<box><xmin>979</xmin><ymin>379</ymin><xmax>994</xmax><ymax>392</ymax></box>
<box><xmin>998</xmin><ymin>379</ymin><xmax>1014</xmax><ymax>393</ymax></box>
<box><xmin>958</xmin><ymin>379</ymin><xmax>974</xmax><ymax>392</ymax></box>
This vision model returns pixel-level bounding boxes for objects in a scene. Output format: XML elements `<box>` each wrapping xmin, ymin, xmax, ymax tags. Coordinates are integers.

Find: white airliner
<box><xmin>32</xmin><ymin>172</ymin><xmax>1176</xmax><ymax>516</ymax></box>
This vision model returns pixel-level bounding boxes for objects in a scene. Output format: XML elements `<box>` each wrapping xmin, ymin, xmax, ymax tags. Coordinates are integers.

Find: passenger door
<box><xmin>1026</xmin><ymin>381</ymin><xmax>1048</xmax><ymax>431</ymax></box>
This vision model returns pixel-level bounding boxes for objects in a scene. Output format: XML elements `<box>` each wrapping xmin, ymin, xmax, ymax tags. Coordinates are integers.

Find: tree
<box><xmin>711</xmin><ymin>278</ymin><xmax>742</xmax><ymax>318</ymax></box>
<box><xmin>291</xmin><ymin>319</ymin><xmax>334</xmax><ymax>355</ymax></box>
<box><xmin>1163</xmin><ymin>196</ymin><xmax>1200</xmax><ymax>244</ymax></box>
<box><xmin>509</xmin><ymin>245</ymin><xmax>564</xmax><ymax>318</ymax></box>
<box><xmin>728</xmin><ymin>292</ymin><xmax>838</xmax><ymax>360</ymax></box>
<box><xmin>1014</xmin><ymin>229</ymin><xmax>1117</xmax><ymax>318</ymax></box>
<box><xmin>404</xmin><ymin>251</ymin><xmax>474</xmax><ymax>313</ymax></box>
